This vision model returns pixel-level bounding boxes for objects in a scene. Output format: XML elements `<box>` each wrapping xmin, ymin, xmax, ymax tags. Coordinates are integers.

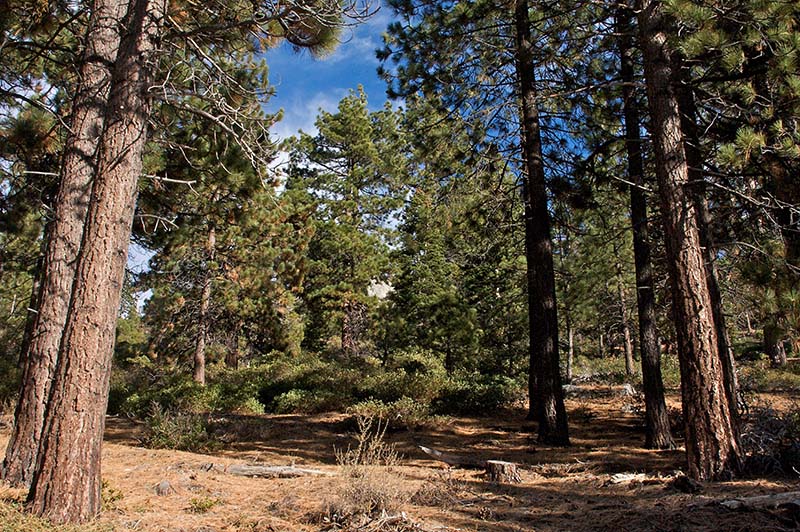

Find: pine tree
<box><xmin>289</xmin><ymin>88</ymin><xmax>406</xmax><ymax>358</ymax></box>
<box><xmin>381</xmin><ymin>0</ymin><xmax>573</xmax><ymax>443</ymax></box>
<box><xmin>636</xmin><ymin>0</ymin><xmax>741</xmax><ymax>480</ymax></box>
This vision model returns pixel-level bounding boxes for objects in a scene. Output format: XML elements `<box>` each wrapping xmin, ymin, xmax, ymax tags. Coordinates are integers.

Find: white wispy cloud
<box><xmin>271</xmin><ymin>89</ymin><xmax>349</xmax><ymax>141</ymax></box>
<box><xmin>327</xmin><ymin>7</ymin><xmax>392</xmax><ymax>64</ymax></box>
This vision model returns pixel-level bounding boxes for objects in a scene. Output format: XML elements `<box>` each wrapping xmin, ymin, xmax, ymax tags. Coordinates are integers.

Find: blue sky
<box><xmin>129</xmin><ymin>12</ymin><xmax>396</xmax><ymax>278</ymax></box>
<box><xmin>264</xmin><ymin>7</ymin><xmax>395</xmax><ymax>141</ymax></box>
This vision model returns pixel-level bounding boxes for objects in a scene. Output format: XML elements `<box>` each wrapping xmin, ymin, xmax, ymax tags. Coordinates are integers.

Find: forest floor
<box><xmin>2</xmin><ymin>387</ymin><xmax>800</xmax><ymax>531</ymax></box>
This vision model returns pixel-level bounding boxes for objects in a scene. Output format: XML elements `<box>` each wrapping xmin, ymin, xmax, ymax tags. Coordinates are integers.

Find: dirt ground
<box><xmin>2</xmin><ymin>388</ymin><xmax>800</xmax><ymax>531</ymax></box>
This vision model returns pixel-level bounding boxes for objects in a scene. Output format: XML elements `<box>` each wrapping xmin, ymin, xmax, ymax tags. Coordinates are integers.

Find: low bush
<box><xmin>739</xmin><ymin>361</ymin><xmax>800</xmax><ymax>392</ymax></box>
<box><xmin>271</xmin><ymin>389</ymin><xmax>348</xmax><ymax>414</ymax></box>
<box><xmin>141</xmin><ymin>404</ymin><xmax>218</xmax><ymax>452</ymax></box>
<box><xmin>433</xmin><ymin>373</ymin><xmax>524</xmax><ymax>415</ymax></box>
<box><xmin>326</xmin><ymin>414</ymin><xmax>407</xmax><ymax>521</ymax></box>
<box><xmin>109</xmin><ymin>350</ymin><xmax>528</xmax><ymax>420</ymax></box>
<box><xmin>347</xmin><ymin>396</ymin><xmax>433</xmax><ymax>430</ymax></box>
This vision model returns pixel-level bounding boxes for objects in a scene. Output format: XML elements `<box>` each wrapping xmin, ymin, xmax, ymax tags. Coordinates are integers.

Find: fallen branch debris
<box><xmin>719</xmin><ymin>492</ymin><xmax>800</xmax><ymax>510</ymax></box>
<box><xmin>200</xmin><ymin>463</ymin><xmax>331</xmax><ymax>478</ymax></box>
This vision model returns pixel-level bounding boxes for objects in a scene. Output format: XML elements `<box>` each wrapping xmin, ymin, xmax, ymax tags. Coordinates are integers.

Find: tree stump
<box><xmin>485</xmin><ymin>460</ymin><xmax>521</xmax><ymax>483</ymax></box>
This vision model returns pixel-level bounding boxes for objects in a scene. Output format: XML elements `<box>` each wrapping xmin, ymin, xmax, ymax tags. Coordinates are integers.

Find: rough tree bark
<box><xmin>194</xmin><ymin>224</ymin><xmax>216</xmax><ymax>385</ymax></box>
<box><xmin>26</xmin><ymin>0</ymin><xmax>166</xmax><ymax>522</ymax></box>
<box><xmin>514</xmin><ymin>0</ymin><xmax>569</xmax><ymax>445</ymax></box>
<box><xmin>636</xmin><ymin>0</ymin><xmax>741</xmax><ymax>480</ymax></box>
<box><xmin>2</xmin><ymin>0</ymin><xmax>126</xmax><ymax>487</ymax></box>
<box><xmin>675</xmin><ymin>69</ymin><xmax>740</xmax><ymax>421</ymax></box>
<box><xmin>616</xmin><ymin>2</ymin><xmax>675</xmax><ymax>450</ymax></box>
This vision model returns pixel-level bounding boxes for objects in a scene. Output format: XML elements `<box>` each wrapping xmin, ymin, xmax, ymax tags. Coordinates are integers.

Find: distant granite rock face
<box><xmin>367</xmin><ymin>280</ymin><xmax>393</xmax><ymax>300</ymax></box>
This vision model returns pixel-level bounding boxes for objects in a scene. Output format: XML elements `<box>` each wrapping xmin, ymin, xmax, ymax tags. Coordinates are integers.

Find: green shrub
<box><xmin>188</xmin><ymin>496</ymin><xmax>221</xmax><ymax>514</ymax></box>
<box><xmin>142</xmin><ymin>404</ymin><xmax>217</xmax><ymax>452</ymax></box>
<box><xmin>740</xmin><ymin>361</ymin><xmax>800</xmax><ymax>392</ymax></box>
<box><xmin>271</xmin><ymin>389</ymin><xmax>346</xmax><ymax>414</ymax></box>
<box><xmin>570</xmin><ymin>355</ymin><xmax>630</xmax><ymax>384</ymax></box>
<box><xmin>207</xmin><ymin>366</ymin><xmax>267</xmax><ymax>414</ymax></box>
<box><xmin>433</xmin><ymin>374</ymin><xmax>524</xmax><ymax>415</ymax></box>
<box><xmin>347</xmin><ymin>396</ymin><xmax>432</xmax><ymax>429</ymax></box>
<box><xmin>0</xmin><ymin>355</ymin><xmax>19</xmax><ymax>413</ymax></box>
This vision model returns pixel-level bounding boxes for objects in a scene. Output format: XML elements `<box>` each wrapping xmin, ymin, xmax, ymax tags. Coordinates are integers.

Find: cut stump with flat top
<box><xmin>485</xmin><ymin>460</ymin><xmax>521</xmax><ymax>483</ymax></box>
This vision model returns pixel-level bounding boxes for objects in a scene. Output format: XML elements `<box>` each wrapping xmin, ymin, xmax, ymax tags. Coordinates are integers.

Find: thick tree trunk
<box><xmin>636</xmin><ymin>0</ymin><xmax>741</xmax><ymax>480</ymax></box>
<box><xmin>514</xmin><ymin>0</ymin><xmax>568</xmax><ymax>445</ymax></box>
<box><xmin>616</xmin><ymin>3</ymin><xmax>675</xmax><ymax>450</ymax></box>
<box><xmin>2</xmin><ymin>0</ymin><xmax>126</xmax><ymax>488</ymax></box>
<box><xmin>675</xmin><ymin>70</ymin><xmax>740</xmax><ymax>424</ymax></box>
<box><xmin>27</xmin><ymin>0</ymin><xmax>165</xmax><ymax>522</ymax></box>
<box><xmin>194</xmin><ymin>225</ymin><xmax>216</xmax><ymax>385</ymax></box>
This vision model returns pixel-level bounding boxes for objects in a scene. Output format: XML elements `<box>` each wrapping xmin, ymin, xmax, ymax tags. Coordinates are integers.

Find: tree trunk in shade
<box><xmin>636</xmin><ymin>0</ymin><xmax>741</xmax><ymax>480</ymax></box>
<box><xmin>616</xmin><ymin>2</ymin><xmax>675</xmax><ymax>450</ymax></box>
<box><xmin>764</xmin><ymin>322</ymin><xmax>787</xmax><ymax>368</ymax></box>
<box><xmin>2</xmin><ymin>0</ymin><xmax>126</xmax><ymax>488</ymax></box>
<box><xmin>27</xmin><ymin>0</ymin><xmax>165</xmax><ymax>522</ymax></box>
<box><xmin>616</xmin><ymin>267</ymin><xmax>636</xmax><ymax>378</ymax></box>
<box><xmin>514</xmin><ymin>0</ymin><xmax>568</xmax><ymax>445</ymax></box>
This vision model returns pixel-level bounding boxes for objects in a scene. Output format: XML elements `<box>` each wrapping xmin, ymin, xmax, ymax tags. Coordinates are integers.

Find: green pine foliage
<box><xmin>288</xmin><ymin>87</ymin><xmax>407</xmax><ymax>357</ymax></box>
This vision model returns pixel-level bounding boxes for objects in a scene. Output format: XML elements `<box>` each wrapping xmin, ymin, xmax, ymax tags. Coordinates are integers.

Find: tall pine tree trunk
<box><xmin>27</xmin><ymin>0</ymin><xmax>165</xmax><ymax>522</ymax></box>
<box><xmin>675</xmin><ymin>68</ymin><xmax>740</xmax><ymax>423</ymax></box>
<box><xmin>194</xmin><ymin>225</ymin><xmax>216</xmax><ymax>385</ymax></box>
<box><xmin>514</xmin><ymin>0</ymin><xmax>568</xmax><ymax>445</ymax></box>
<box><xmin>617</xmin><ymin>3</ymin><xmax>674</xmax><ymax>450</ymax></box>
<box><xmin>2</xmin><ymin>0</ymin><xmax>126</xmax><ymax>487</ymax></box>
<box><xmin>636</xmin><ymin>0</ymin><xmax>741</xmax><ymax>480</ymax></box>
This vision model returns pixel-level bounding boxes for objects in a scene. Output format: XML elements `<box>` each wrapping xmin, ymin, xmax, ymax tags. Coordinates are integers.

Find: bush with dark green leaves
<box><xmin>433</xmin><ymin>373</ymin><xmax>525</xmax><ymax>415</ymax></box>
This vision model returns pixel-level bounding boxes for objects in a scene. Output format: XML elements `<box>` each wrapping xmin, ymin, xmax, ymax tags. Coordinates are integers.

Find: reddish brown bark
<box><xmin>675</xmin><ymin>69</ymin><xmax>740</xmax><ymax>424</ymax></box>
<box><xmin>636</xmin><ymin>0</ymin><xmax>741</xmax><ymax>480</ymax></box>
<box><xmin>27</xmin><ymin>0</ymin><xmax>165</xmax><ymax>522</ymax></box>
<box><xmin>2</xmin><ymin>0</ymin><xmax>126</xmax><ymax>487</ymax></box>
<box><xmin>514</xmin><ymin>0</ymin><xmax>568</xmax><ymax>445</ymax></box>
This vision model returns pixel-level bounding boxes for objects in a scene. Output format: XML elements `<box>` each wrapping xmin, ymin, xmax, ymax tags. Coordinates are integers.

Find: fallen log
<box><xmin>200</xmin><ymin>463</ymin><xmax>331</xmax><ymax>478</ymax></box>
<box><xmin>417</xmin><ymin>445</ymin><xmax>521</xmax><ymax>483</ymax></box>
<box><xmin>719</xmin><ymin>491</ymin><xmax>800</xmax><ymax>510</ymax></box>
<box><xmin>417</xmin><ymin>445</ymin><xmax>486</xmax><ymax>468</ymax></box>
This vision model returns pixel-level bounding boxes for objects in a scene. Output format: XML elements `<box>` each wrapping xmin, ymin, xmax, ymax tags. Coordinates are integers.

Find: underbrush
<box><xmin>569</xmin><ymin>353</ymin><xmax>682</xmax><ymax>389</ymax></box>
<box><xmin>110</xmin><ymin>349</ymin><xmax>526</xmax><ymax>422</ymax></box>
<box><xmin>141</xmin><ymin>404</ymin><xmax>218</xmax><ymax>452</ymax></box>
<box><xmin>739</xmin><ymin>361</ymin><xmax>800</xmax><ymax>392</ymax></box>
<box><xmin>741</xmin><ymin>402</ymin><xmax>800</xmax><ymax>477</ymax></box>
